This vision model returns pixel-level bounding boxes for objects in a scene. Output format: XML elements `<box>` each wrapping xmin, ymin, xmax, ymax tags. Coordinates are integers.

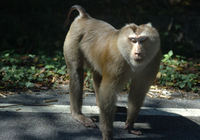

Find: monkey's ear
<box><xmin>146</xmin><ymin>22</ymin><xmax>152</xmax><ymax>27</ymax></box>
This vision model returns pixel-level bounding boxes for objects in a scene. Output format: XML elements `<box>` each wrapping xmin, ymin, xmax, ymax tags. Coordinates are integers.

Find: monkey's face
<box><xmin>118</xmin><ymin>23</ymin><xmax>160</xmax><ymax>69</ymax></box>
<box><xmin>128</xmin><ymin>35</ymin><xmax>147</xmax><ymax>62</ymax></box>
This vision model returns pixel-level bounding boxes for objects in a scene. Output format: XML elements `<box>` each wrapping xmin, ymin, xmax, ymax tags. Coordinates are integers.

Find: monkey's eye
<box><xmin>138</xmin><ymin>36</ymin><xmax>147</xmax><ymax>43</ymax></box>
<box><xmin>129</xmin><ymin>37</ymin><xmax>137</xmax><ymax>43</ymax></box>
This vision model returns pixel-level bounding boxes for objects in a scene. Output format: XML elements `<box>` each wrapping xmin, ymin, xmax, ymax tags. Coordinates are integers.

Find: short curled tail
<box><xmin>65</xmin><ymin>5</ymin><xmax>88</xmax><ymax>27</ymax></box>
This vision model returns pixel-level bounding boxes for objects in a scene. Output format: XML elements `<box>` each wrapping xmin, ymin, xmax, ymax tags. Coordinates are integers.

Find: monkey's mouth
<box><xmin>133</xmin><ymin>54</ymin><xmax>143</xmax><ymax>62</ymax></box>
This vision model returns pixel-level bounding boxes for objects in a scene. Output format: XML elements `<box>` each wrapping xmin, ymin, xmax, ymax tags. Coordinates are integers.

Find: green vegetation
<box><xmin>0</xmin><ymin>50</ymin><xmax>199</xmax><ymax>93</ymax></box>
<box><xmin>158</xmin><ymin>50</ymin><xmax>199</xmax><ymax>92</ymax></box>
<box><xmin>0</xmin><ymin>50</ymin><xmax>67</xmax><ymax>90</ymax></box>
<box><xmin>0</xmin><ymin>0</ymin><xmax>199</xmax><ymax>94</ymax></box>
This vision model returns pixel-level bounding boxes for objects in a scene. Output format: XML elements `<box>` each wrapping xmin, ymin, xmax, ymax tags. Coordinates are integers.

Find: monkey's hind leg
<box><xmin>64</xmin><ymin>45</ymin><xmax>96</xmax><ymax>128</ymax></box>
<box><xmin>93</xmin><ymin>71</ymin><xmax>102</xmax><ymax>106</ymax></box>
<box><xmin>68</xmin><ymin>64</ymin><xmax>96</xmax><ymax>128</ymax></box>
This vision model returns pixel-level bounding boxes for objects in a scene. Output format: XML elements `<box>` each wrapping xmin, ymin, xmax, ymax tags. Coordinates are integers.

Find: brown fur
<box><xmin>63</xmin><ymin>5</ymin><xmax>161</xmax><ymax>140</ymax></box>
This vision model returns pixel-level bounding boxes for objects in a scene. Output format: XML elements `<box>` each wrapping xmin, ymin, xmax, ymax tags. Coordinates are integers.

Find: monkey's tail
<box><xmin>65</xmin><ymin>5</ymin><xmax>88</xmax><ymax>27</ymax></box>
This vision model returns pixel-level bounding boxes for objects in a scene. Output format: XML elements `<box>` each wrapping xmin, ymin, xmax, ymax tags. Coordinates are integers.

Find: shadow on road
<box><xmin>0</xmin><ymin>94</ymin><xmax>200</xmax><ymax>140</ymax></box>
<box><xmin>114</xmin><ymin>106</ymin><xmax>200</xmax><ymax>140</ymax></box>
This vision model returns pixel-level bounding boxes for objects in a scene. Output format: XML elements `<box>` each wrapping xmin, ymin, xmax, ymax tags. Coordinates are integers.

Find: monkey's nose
<box><xmin>134</xmin><ymin>52</ymin><xmax>142</xmax><ymax>56</ymax></box>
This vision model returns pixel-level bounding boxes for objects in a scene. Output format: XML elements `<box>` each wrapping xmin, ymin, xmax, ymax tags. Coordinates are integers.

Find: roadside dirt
<box><xmin>0</xmin><ymin>84</ymin><xmax>199</xmax><ymax>100</ymax></box>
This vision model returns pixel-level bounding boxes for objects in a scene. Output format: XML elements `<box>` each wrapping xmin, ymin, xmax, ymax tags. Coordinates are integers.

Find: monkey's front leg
<box><xmin>125</xmin><ymin>81</ymin><xmax>150</xmax><ymax>135</ymax></box>
<box><xmin>98</xmin><ymin>78</ymin><xmax>117</xmax><ymax>140</ymax></box>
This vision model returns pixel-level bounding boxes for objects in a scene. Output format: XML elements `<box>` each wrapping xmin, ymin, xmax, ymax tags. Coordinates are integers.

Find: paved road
<box><xmin>0</xmin><ymin>91</ymin><xmax>200</xmax><ymax>140</ymax></box>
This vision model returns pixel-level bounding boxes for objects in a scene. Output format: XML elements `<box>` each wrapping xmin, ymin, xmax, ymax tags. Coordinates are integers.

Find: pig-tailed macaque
<box><xmin>63</xmin><ymin>5</ymin><xmax>161</xmax><ymax>140</ymax></box>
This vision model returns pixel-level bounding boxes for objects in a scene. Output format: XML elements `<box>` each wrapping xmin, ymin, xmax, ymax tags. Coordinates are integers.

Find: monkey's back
<box><xmin>67</xmin><ymin>17</ymin><xmax>123</xmax><ymax>75</ymax></box>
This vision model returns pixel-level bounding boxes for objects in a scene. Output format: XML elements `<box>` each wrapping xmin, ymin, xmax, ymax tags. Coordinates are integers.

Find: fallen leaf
<box><xmin>0</xmin><ymin>93</ymin><xmax>6</xmax><ymax>98</ymax></box>
<box><xmin>43</xmin><ymin>99</ymin><xmax>58</xmax><ymax>103</ymax></box>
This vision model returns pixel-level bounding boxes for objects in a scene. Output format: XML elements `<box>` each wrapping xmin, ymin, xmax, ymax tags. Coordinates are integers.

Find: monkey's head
<box><xmin>117</xmin><ymin>23</ymin><xmax>160</xmax><ymax>69</ymax></box>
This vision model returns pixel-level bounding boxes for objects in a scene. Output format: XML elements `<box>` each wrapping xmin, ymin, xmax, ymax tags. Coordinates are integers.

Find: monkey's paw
<box><xmin>73</xmin><ymin>114</ymin><xmax>97</xmax><ymax>128</ymax></box>
<box><xmin>124</xmin><ymin>123</ymin><xmax>142</xmax><ymax>135</ymax></box>
<box><xmin>128</xmin><ymin>129</ymin><xmax>142</xmax><ymax>135</ymax></box>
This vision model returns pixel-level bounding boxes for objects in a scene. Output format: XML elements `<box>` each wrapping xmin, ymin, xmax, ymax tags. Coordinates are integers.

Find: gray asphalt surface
<box><xmin>0</xmin><ymin>90</ymin><xmax>200</xmax><ymax>140</ymax></box>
